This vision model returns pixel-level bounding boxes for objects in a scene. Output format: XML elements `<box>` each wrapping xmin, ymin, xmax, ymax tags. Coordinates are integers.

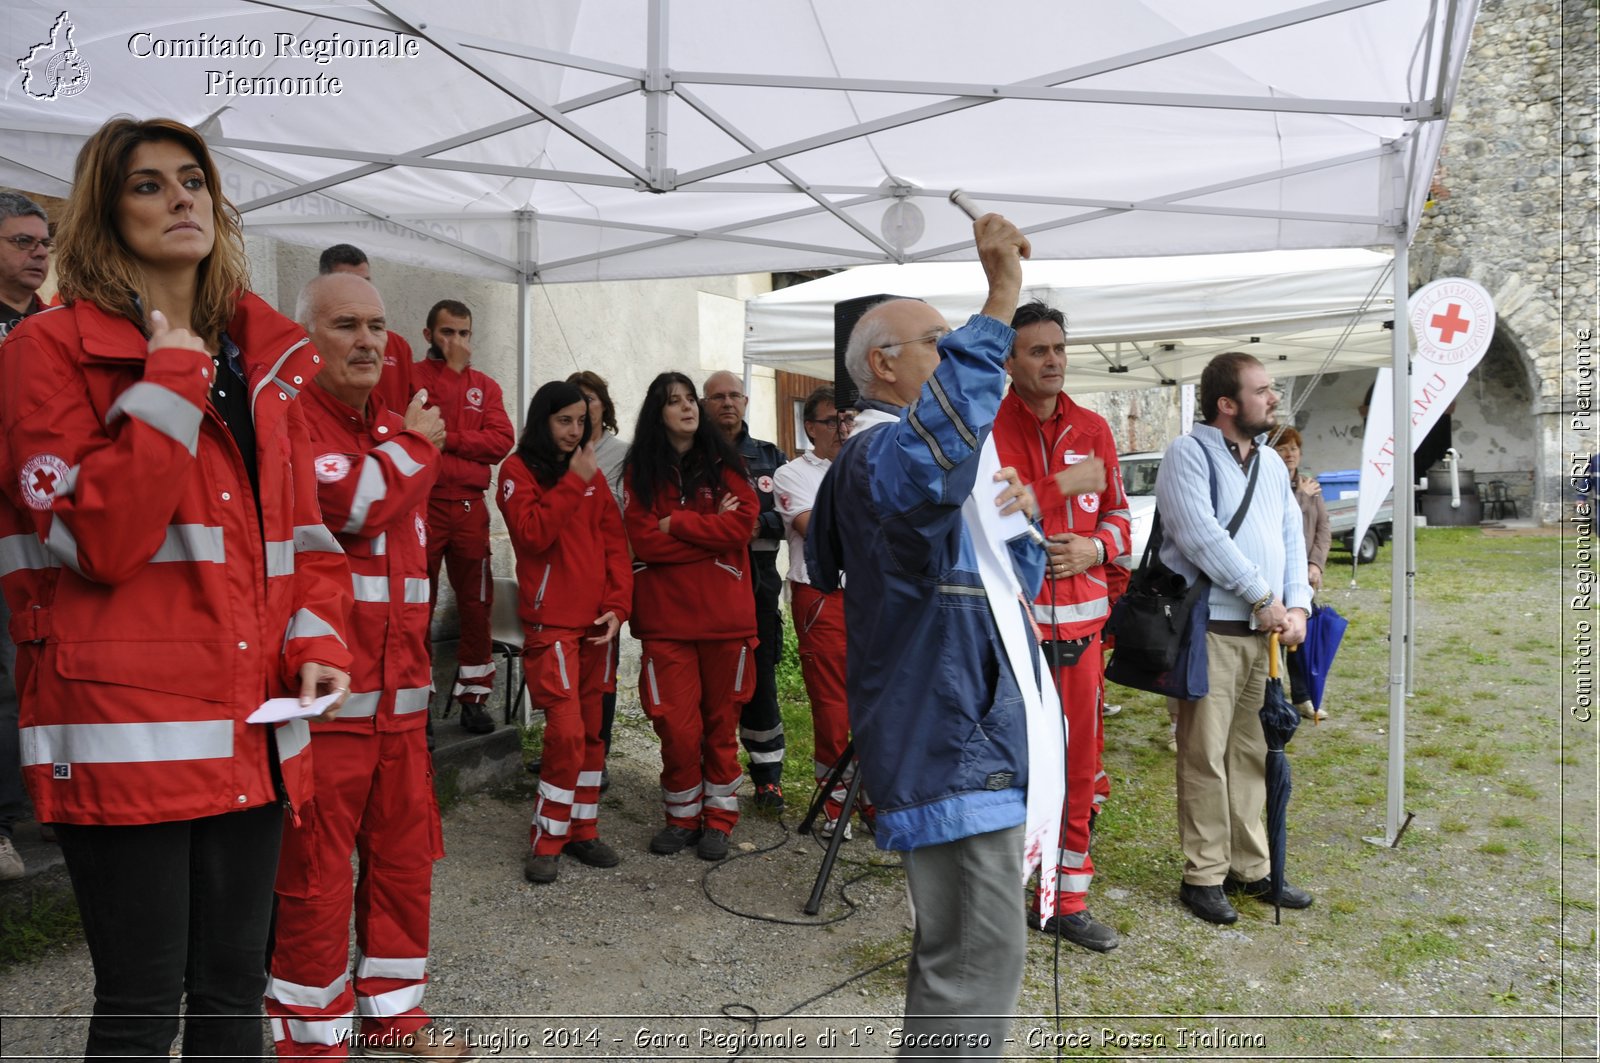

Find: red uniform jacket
<box><xmin>302</xmin><ymin>383</ymin><xmax>440</xmax><ymax>732</ymax></box>
<box><xmin>496</xmin><ymin>454</ymin><xmax>632</xmax><ymax>632</ymax></box>
<box><xmin>370</xmin><ymin>330</ymin><xmax>415</xmax><ymax>418</ymax></box>
<box><xmin>0</xmin><ymin>294</ymin><xmax>353</xmax><ymax>825</ymax></box>
<box><xmin>993</xmin><ymin>389</ymin><xmax>1132</xmax><ymax>641</ymax></box>
<box><xmin>410</xmin><ymin>351</ymin><xmax>513</xmax><ymax>498</ymax></box>
<box><xmin>623</xmin><ymin>464</ymin><xmax>757</xmax><ymax>642</ymax></box>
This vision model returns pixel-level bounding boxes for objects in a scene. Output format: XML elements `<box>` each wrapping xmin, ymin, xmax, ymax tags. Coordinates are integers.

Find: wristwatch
<box><xmin>1250</xmin><ymin>593</ymin><xmax>1274</xmax><ymax>614</ymax></box>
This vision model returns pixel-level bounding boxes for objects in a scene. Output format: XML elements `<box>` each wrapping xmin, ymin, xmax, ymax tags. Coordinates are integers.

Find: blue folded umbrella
<box><xmin>1299</xmin><ymin>601</ymin><xmax>1349</xmax><ymax>711</ymax></box>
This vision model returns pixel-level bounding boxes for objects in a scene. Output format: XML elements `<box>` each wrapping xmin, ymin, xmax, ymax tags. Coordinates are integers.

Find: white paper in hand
<box><xmin>248</xmin><ymin>690</ymin><xmax>341</xmax><ymax>724</ymax></box>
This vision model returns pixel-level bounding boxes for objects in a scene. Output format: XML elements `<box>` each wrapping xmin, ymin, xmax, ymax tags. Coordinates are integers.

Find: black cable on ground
<box><xmin>698</xmin><ymin>803</ymin><xmax>904</xmax><ymax>928</ymax></box>
<box><xmin>718</xmin><ymin>949</ymin><xmax>912</xmax><ymax>1061</ymax></box>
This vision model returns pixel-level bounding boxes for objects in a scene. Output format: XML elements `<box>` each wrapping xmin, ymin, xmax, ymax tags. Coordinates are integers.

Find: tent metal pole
<box><xmin>645</xmin><ymin>0</ymin><xmax>669</xmax><ymax>188</ymax></box>
<box><xmin>516</xmin><ymin>210</ymin><xmax>532</xmax><ymax>434</ymax></box>
<box><xmin>1385</xmin><ymin>232</ymin><xmax>1412</xmax><ymax>846</ymax></box>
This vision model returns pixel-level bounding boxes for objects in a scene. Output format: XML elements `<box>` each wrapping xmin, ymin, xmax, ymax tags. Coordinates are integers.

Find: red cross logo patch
<box><xmin>314</xmin><ymin>453</ymin><xmax>352</xmax><ymax>484</ymax></box>
<box><xmin>502</xmin><ymin>479</ymin><xmax>515</xmax><ymax>501</ymax></box>
<box><xmin>19</xmin><ymin>454</ymin><xmax>70</xmax><ymax>511</ymax></box>
<box><xmin>466</xmin><ymin>387</ymin><xmax>484</xmax><ymax>409</ymax></box>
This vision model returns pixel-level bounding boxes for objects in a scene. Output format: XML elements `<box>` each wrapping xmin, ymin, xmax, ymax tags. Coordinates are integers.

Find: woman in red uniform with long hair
<box><xmin>0</xmin><ymin>116</ymin><xmax>351</xmax><ymax>1060</ymax></box>
<box><xmin>498</xmin><ymin>380</ymin><xmax>632</xmax><ymax>884</ymax></box>
<box><xmin>624</xmin><ymin>372</ymin><xmax>757</xmax><ymax>862</ymax></box>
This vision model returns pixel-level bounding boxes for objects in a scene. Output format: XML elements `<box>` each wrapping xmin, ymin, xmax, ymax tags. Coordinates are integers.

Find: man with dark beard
<box><xmin>1154</xmin><ymin>351</ymin><xmax>1313</xmax><ymax>926</ymax></box>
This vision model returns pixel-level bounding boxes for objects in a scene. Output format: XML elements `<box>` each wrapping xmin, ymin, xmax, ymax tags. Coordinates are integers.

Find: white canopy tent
<box><xmin>0</xmin><ymin>0</ymin><xmax>1480</xmax><ymax>845</ymax></box>
<box><xmin>743</xmin><ymin>249</ymin><xmax>1396</xmax><ymax>391</ymax></box>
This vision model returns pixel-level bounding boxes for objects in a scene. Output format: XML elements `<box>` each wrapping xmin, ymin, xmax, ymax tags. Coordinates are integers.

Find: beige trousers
<box><xmin>1173</xmin><ymin>631</ymin><xmax>1272</xmax><ymax>885</ymax></box>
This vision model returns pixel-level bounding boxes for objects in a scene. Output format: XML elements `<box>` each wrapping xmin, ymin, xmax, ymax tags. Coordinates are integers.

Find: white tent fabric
<box><xmin>0</xmin><ymin>0</ymin><xmax>1475</xmax><ymax>285</ymax></box>
<box><xmin>0</xmin><ymin>0</ymin><xmax>1477</xmax><ymax>849</ymax></box>
<box><xmin>744</xmin><ymin>249</ymin><xmax>1396</xmax><ymax>390</ymax></box>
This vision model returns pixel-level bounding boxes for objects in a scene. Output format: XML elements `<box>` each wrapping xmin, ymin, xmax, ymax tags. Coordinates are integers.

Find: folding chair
<box><xmin>444</xmin><ymin>576</ymin><xmax>530</xmax><ymax>726</ymax></box>
<box><xmin>1482</xmin><ymin>480</ymin><xmax>1518</xmax><ymax>521</ymax></box>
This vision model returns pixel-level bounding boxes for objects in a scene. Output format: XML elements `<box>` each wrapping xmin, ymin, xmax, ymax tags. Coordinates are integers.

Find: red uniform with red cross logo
<box><xmin>497</xmin><ymin>453</ymin><xmax>632</xmax><ymax>857</ymax></box>
<box><xmin>993</xmin><ymin>388</ymin><xmax>1131</xmax><ymax>917</ymax></box>
<box><xmin>623</xmin><ymin>464</ymin><xmax>757</xmax><ymax>835</ymax></box>
<box><xmin>0</xmin><ymin>295</ymin><xmax>352</xmax><ymax>827</ymax></box>
<box><xmin>267</xmin><ymin>383</ymin><xmax>447</xmax><ymax>1057</ymax></box>
<box><xmin>411</xmin><ymin>352</ymin><xmax>514</xmax><ymax>707</ymax></box>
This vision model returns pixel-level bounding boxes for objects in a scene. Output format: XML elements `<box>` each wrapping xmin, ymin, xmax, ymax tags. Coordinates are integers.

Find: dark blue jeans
<box><xmin>54</xmin><ymin>802</ymin><xmax>283</xmax><ymax>1061</ymax></box>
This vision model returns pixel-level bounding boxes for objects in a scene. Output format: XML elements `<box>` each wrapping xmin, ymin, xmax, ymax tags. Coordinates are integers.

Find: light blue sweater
<box><xmin>1155</xmin><ymin>424</ymin><xmax>1311</xmax><ymax>622</ymax></box>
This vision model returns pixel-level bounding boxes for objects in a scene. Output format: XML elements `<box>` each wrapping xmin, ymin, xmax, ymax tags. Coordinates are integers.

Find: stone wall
<box><xmin>1411</xmin><ymin>0</ymin><xmax>1596</xmax><ymax>522</ymax></box>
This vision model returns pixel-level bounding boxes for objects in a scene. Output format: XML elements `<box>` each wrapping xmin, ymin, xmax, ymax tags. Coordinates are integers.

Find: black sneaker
<box><xmin>696</xmin><ymin>828</ymin><xmax>730</xmax><ymax>861</ymax></box>
<box><xmin>1225</xmin><ymin>875</ymin><xmax>1314</xmax><ymax>909</ymax></box>
<box><xmin>1041</xmin><ymin>910</ymin><xmax>1121</xmax><ymax>952</ymax></box>
<box><xmin>752</xmin><ymin>782</ymin><xmax>784</xmax><ymax>812</ymax></box>
<box><xmin>649</xmin><ymin>824</ymin><xmax>701</xmax><ymax>855</ymax></box>
<box><xmin>523</xmin><ymin>852</ymin><xmax>559</xmax><ymax>884</ymax></box>
<box><xmin>459</xmin><ymin>702</ymin><xmax>495</xmax><ymax>734</ymax></box>
<box><xmin>566</xmin><ymin>838</ymin><xmax>620</xmax><ymax>868</ymax></box>
<box><xmin>598</xmin><ymin>769</ymin><xmax>611</xmax><ymax>794</ymax></box>
<box><xmin>1179</xmin><ymin>882</ymin><xmax>1239</xmax><ymax>925</ymax></box>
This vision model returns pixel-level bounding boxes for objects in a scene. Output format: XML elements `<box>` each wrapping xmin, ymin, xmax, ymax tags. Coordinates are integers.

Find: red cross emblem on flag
<box><xmin>19</xmin><ymin>454</ymin><xmax>71</xmax><ymax>512</ymax></box>
<box><xmin>1429</xmin><ymin>303</ymin><xmax>1471</xmax><ymax>344</ymax></box>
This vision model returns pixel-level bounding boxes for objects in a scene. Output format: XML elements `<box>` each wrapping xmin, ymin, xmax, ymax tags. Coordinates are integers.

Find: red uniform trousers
<box><xmin>426</xmin><ymin>496</ymin><xmax>495</xmax><ymax>703</ymax></box>
<box><xmin>1039</xmin><ymin>631</ymin><xmax>1105</xmax><ymax>917</ymax></box>
<box><xmin>790</xmin><ymin>582</ymin><xmax>858</xmax><ymax>822</ymax></box>
<box><xmin>525</xmin><ymin>627</ymin><xmax>612</xmax><ymax>856</ymax></box>
<box><xmin>639</xmin><ymin>638</ymin><xmax>755</xmax><ymax>834</ymax></box>
<box><xmin>267</xmin><ymin>728</ymin><xmax>443</xmax><ymax>1057</ymax></box>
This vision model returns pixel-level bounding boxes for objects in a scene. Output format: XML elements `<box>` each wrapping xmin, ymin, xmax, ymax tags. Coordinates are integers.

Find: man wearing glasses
<box><xmin>0</xmin><ymin>190</ymin><xmax>50</xmax><ymax>882</ymax></box>
<box><xmin>807</xmin><ymin>213</ymin><xmax>1049</xmax><ymax>1054</ymax></box>
<box><xmin>702</xmin><ymin>370</ymin><xmax>789</xmax><ymax>812</ymax></box>
<box><xmin>0</xmin><ymin>193</ymin><xmax>50</xmax><ymax>340</ymax></box>
<box><xmin>772</xmin><ymin>386</ymin><xmax>859</xmax><ymax>837</ymax></box>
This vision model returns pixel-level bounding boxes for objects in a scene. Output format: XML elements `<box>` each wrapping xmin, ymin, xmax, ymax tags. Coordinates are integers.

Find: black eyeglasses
<box><xmin>1</xmin><ymin>235</ymin><xmax>52</xmax><ymax>253</ymax></box>
<box><xmin>807</xmin><ymin>414</ymin><xmax>855</xmax><ymax>429</ymax></box>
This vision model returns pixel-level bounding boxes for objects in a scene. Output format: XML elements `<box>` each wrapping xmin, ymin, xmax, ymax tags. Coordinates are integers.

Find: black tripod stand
<box><xmin>799</xmin><ymin>739</ymin><xmax>869</xmax><ymax>915</ymax></box>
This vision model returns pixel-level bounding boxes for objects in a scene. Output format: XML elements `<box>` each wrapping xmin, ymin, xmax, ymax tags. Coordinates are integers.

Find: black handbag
<box><xmin>1104</xmin><ymin>446</ymin><xmax>1259</xmax><ymax>689</ymax></box>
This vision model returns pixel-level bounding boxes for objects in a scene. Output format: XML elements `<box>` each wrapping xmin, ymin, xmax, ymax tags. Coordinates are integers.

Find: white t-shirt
<box><xmin>772</xmin><ymin>450</ymin><xmax>831</xmax><ymax>584</ymax></box>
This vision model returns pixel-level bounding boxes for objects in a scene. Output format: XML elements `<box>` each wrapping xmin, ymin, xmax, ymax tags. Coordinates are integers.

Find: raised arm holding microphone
<box><xmin>807</xmin><ymin>212</ymin><xmax>1045</xmax><ymax>1057</ymax></box>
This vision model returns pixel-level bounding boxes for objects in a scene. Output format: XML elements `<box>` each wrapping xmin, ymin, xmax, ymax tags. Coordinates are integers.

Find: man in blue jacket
<box><xmin>808</xmin><ymin>213</ymin><xmax>1048</xmax><ymax>1056</ymax></box>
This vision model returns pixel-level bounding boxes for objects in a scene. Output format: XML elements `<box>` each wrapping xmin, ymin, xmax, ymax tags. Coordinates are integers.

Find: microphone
<box><xmin>948</xmin><ymin>188</ymin><xmax>983</xmax><ymax>220</ymax></box>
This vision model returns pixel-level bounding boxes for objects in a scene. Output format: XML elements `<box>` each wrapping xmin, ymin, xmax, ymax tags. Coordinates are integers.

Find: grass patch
<box><xmin>0</xmin><ymin>889</ymin><xmax>82</xmax><ymax>970</ymax></box>
<box><xmin>1478</xmin><ymin>840</ymin><xmax>1510</xmax><ymax>855</ymax></box>
<box><xmin>433</xmin><ymin>764</ymin><xmax>464</xmax><ymax>812</ymax></box>
<box><xmin>1450</xmin><ymin>749</ymin><xmax>1506</xmax><ymax>774</ymax></box>
<box><xmin>1376</xmin><ymin>927</ymin><xmax>1462</xmax><ymax>976</ymax></box>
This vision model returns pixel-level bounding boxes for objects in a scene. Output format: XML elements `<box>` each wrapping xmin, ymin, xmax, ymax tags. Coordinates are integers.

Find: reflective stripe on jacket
<box><xmin>302</xmin><ymin>383</ymin><xmax>439</xmax><ymax>732</ymax></box>
<box><xmin>993</xmin><ymin>389</ymin><xmax>1132</xmax><ymax>640</ymax></box>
